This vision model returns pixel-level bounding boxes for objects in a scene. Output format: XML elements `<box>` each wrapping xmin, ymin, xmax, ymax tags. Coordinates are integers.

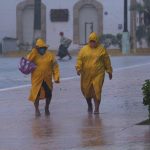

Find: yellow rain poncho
<box><xmin>27</xmin><ymin>39</ymin><xmax>60</xmax><ymax>102</ymax></box>
<box><xmin>76</xmin><ymin>32</ymin><xmax>112</xmax><ymax>101</ymax></box>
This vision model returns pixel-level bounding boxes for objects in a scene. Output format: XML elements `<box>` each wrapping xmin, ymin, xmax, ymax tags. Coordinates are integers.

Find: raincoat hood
<box><xmin>36</xmin><ymin>38</ymin><xmax>48</xmax><ymax>48</ymax></box>
<box><xmin>88</xmin><ymin>32</ymin><xmax>99</xmax><ymax>44</ymax></box>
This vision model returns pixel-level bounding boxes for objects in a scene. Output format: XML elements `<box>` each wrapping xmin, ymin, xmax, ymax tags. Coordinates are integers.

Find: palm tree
<box><xmin>130</xmin><ymin>0</ymin><xmax>137</xmax><ymax>52</ymax></box>
<box><xmin>136</xmin><ymin>0</ymin><xmax>150</xmax><ymax>47</ymax></box>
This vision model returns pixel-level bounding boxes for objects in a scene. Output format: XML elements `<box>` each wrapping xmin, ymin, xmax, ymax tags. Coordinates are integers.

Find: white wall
<box><xmin>43</xmin><ymin>0</ymin><xmax>131</xmax><ymax>50</ymax></box>
<box><xmin>101</xmin><ymin>0</ymin><xmax>123</xmax><ymax>34</ymax></box>
<box><xmin>0</xmin><ymin>0</ymin><xmax>21</xmax><ymax>40</ymax></box>
<box><xmin>43</xmin><ymin>0</ymin><xmax>78</xmax><ymax>50</ymax></box>
<box><xmin>101</xmin><ymin>0</ymin><xmax>131</xmax><ymax>34</ymax></box>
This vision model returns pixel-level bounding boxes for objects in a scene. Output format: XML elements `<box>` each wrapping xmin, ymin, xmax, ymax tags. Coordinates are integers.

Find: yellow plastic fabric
<box><xmin>76</xmin><ymin>32</ymin><xmax>112</xmax><ymax>100</ymax></box>
<box><xmin>27</xmin><ymin>41</ymin><xmax>60</xmax><ymax>102</ymax></box>
<box><xmin>35</xmin><ymin>38</ymin><xmax>48</xmax><ymax>48</ymax></box>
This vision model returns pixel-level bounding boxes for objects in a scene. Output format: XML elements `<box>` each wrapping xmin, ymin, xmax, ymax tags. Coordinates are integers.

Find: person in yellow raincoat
<box><xmin>27</xmin><ymin>38</ymin><xmax>60</xmax><ymax>116</ymax></box>
<box><xmin>76</xmin><ymin>32</ymin><xmax>113</xmax><ymax>114</ymax></box>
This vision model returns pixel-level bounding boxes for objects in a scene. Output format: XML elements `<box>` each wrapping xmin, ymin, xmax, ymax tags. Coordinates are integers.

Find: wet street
<box><xmin>0</xmin><ymin>56</ymin><xmax>150</xmax><ymax>150</ymax></box>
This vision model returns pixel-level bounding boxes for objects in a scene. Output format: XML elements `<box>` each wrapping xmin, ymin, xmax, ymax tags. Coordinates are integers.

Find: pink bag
<box><xmin>19</xmin><ymin>57</ymin><xmax>36</xmax><ymax>75</ymax></box>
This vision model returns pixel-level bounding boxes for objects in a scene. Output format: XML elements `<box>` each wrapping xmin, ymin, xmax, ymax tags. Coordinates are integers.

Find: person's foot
<box><xmin>35</xmin><ymin>110</ymin><xmax>41</xmax><ymax>117</ymax></box>
<box><xmin>58</xmin><ymin>57</ymin><xmax>62</xmax><ymax>60</ymax></box>
<box><xmin>45</xmin><ymin>107</ymin><xmax>50</xmax><ymax>116</ymax></box>
<box><xmin>69</xmin><ymin>56</ymin><xmax>72</xmax><ymax>60</ymax></box>
<box><xmin>86</xmin><ymin>100</ymin><xmax>93</xmax><ymax>114</ymax></box>
<box><xmin>94</xmin><ymin>110</ymin><xmax>99</xmax><ymax>115</ymax></box>
<box><xmin>88</xmin><ymin>107</ymin><xmax>93</xmax><ymax>114</ymax></box>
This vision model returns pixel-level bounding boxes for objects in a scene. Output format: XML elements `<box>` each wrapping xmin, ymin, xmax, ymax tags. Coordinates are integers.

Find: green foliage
<box><xmin>100</xmin><ymin>34</ymin><xmax>122</xmax><ymax>49</ymax></box>
<box><xmin>116</xmin><ymin>33</ymin><xmax>122</xmax><ymax>49</ymax></box>
<box><xmin>136</xmin><ymin>25</ymin><xmax>146</xmax><ymax>42</ymax></box>
<box><xmin>134</xmin><ymin>1</ymin><xmax>150</xmax><ymax>46</ymax></box>
<box><xmin>143</xmin><ymin>0</ymin><xmax>150</xmax><ymax>12</ymax></box>
<box><xmin>142</xmin><ymin>80</ymin><xmax>150</xmax><ymax>119</ymax></box>
<box><xmin>142</xmin><ymin>80</ymin><xmax>150</xmax><ymax>105</ymax></box>
<box><xmin>146</xmin><ymin>27</ymin><xmax>150</xmax><ymax>47</ymax></box>
<box><xmin>135</xmin><ymin>3</ymin><xmax>145</xmax><ymax>14</ymax></box>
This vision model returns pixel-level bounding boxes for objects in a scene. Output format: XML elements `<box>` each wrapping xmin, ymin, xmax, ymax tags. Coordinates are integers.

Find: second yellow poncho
<box><xmin>76</xmin><ymin>32</ymin><xmax>112</xmax><ymax>101</ymax></box>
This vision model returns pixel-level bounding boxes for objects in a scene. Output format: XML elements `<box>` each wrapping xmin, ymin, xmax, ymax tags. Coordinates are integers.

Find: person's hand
<box><xmin>108</xmin><ymin>73</ymin><xmax>112</xmax><ymax>80</ymax></box>
<box><xmin>77</xmin><ymin>71</ymin><xmax>81</xmax><ymax>76</ymax></box>
<box><xmin>55</xmin><ymin>80</ymin><xmax>60</xmax><ymax>83</ymax></box>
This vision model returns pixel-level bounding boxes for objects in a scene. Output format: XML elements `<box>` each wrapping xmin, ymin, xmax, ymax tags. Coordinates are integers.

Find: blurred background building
<box><xmin>0</xmin><ymin>0</ymin><xmax>149</xmax><ymax>53</ymax></box>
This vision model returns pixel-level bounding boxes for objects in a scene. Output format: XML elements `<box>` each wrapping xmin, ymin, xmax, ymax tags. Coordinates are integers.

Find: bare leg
<box><xmin>45</xmin><ymin>98</ymin><xmax>51</xmax><ymax>116</ymax></box>
<box><xmin>66</xmin><ymin>49</ymin><xmax>72</xmax><ymax>60</ymax></box>
<box><xmin>86</xmin><ymin>98</ymin><xmax>93</xmax><ymax>113</ymax></box>
<box><xmin>91</xmin><ymin>85</ymin><xmax>101</xmax><ymax>114</ymax></box>
<box><xmin>42</xmin><ymin>81</ymin><xmax>52</xmax><ymax>116</ymax></box>
<box><xmin>94</xmin><ymin>99</ymin><xmax>101</xmax><ymax>114</ymax></box>
<box><xmin>34</xmin><ymin>99</ymin><xmax>41</xmax><ymax>117</ymax></box>
<box><xmin>58</xmin><ymin>57</ymin><xmax>62</xmax><ymax>60</ymax></box>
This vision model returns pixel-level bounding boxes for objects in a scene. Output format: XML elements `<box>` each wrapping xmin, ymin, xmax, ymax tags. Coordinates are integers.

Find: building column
<box><xmin>122</xmin><ymin>0</ymin><xmax>130</xmax><ymax>54</ymax></box>
<box><xmin>33</xmin><ymin>0</ymin><xmax>42</xmax><ymax>42</ymax></box>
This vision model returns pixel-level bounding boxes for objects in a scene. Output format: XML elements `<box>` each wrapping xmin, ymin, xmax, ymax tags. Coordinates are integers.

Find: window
<box><xmin>50</xmin><ymin>9</ymin><xmax>69</xmax><ymax>22</ymax></box>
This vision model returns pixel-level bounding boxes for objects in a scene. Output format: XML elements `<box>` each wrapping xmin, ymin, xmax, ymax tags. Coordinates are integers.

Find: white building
<box><xmin>0</xmin><ymin>0</ymin><xmax>139</xmax><ymax>51</ymax></box>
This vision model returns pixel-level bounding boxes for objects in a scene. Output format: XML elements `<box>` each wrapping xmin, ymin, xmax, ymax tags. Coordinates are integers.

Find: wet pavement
<box><xmin>1</xmin><ymin>56</ymin><xmax>150</xmax><ymax>89</ymax></box>
<box><xmin>0</xmin><ymin>56</ymin><xmax>150</xmax><ymax>150</ymax></box>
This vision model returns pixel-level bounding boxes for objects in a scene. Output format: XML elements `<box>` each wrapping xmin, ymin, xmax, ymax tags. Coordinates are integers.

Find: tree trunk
<box><xmin>148</xmin><ymin>105</ymin><xmax>150</xmax><ymax>120</ymax></box>
<box><xmin>130</xmin><ymin>0</ymin><xmax>137</xmax><ymax>53</ymax></box>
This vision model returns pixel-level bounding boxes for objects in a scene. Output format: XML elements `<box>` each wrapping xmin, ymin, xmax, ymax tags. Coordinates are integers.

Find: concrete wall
<box><xmin>43</xmin><ymin>0</ymin><xmax>131</xmax><ymax>50</ymax></box>
<box><xmin>2</xmin><ymin>38</ymin><xmax>17</xmax><ymax>52</ymax></box>
<box><xmin>0</xmin><ymin>0</ymin><xmax>21</xmax><ymax>40</ymax></box>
